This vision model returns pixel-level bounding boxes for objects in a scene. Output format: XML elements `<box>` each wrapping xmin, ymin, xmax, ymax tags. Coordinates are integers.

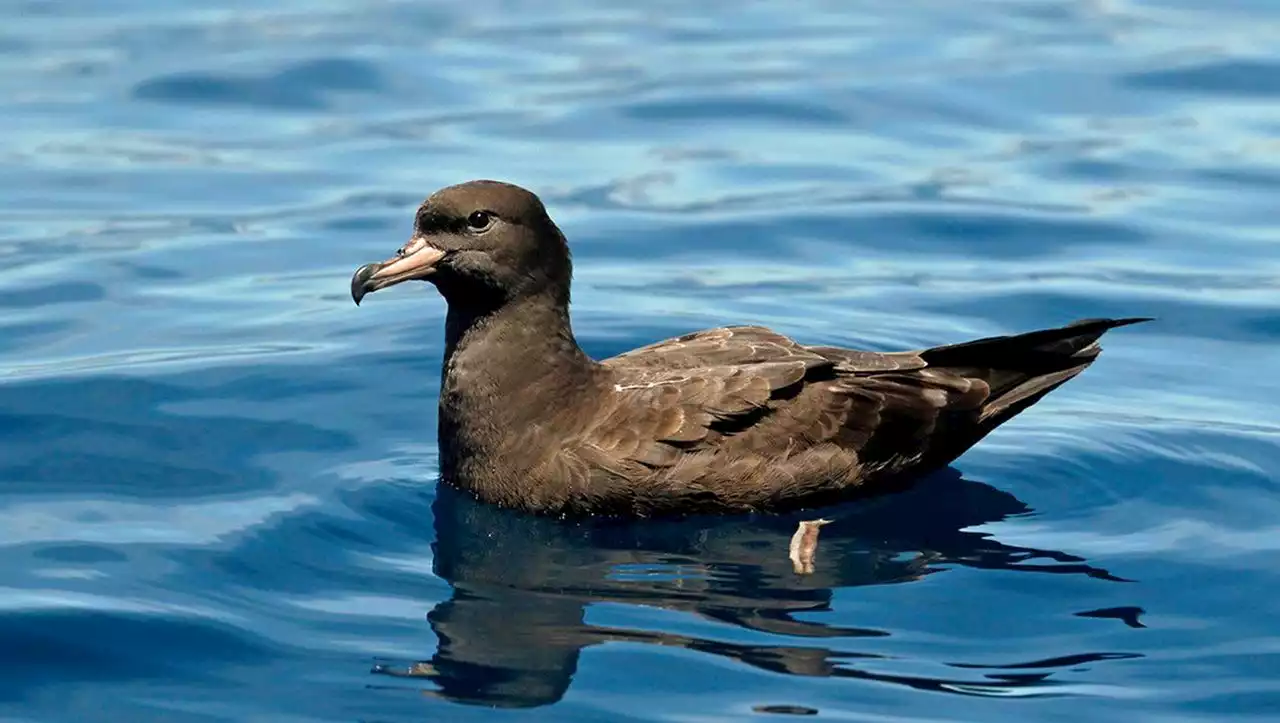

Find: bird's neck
<box><xmin>442</xmin><ymin>293</ymin><xmax>593</xmax><ymax>374</ymax></box>
<box><xmin>437</xmin><ymin>294</ymin><xmax>601</xmax><ymax>486</ymax></box>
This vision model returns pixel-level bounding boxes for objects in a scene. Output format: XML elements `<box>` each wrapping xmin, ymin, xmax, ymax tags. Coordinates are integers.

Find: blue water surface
<box><xmin>2</xmin><ymin>1</ymin><xmax>1279</xmax><ymax>721</ymax></box>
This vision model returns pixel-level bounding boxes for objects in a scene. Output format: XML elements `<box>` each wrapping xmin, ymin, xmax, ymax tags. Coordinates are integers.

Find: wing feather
<box><xmin>588</xmin><ymin>326</ymin><xmax>996</xmax><ymax>486</ymax></box>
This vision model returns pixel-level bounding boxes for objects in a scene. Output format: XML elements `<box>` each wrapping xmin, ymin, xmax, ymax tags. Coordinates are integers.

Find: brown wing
<box><xmin>815</xmin><ymin>367</ymin><xmax>993</xmax><ymax>472</ymax></box>
<box><xmin>605</xmin><ymin>325</ymin><xmax>830</xmax><ymax>369</ymax></box>
<box><xmin>541</xmin><ymin>319</ymin><xmax>1146</xmax><ymax>514</ymax></box>
<box><xmin>606</xmin><ymin>324</ymin><xmax>923</xmax><ymax>373</ymax></box>
<box><xmin>590</xmin><ymin>325</ymin><xmax>990</xmax><ymax>475</ymax></box>
<box><xmin>592</xmin><ymin>326</ymin><xmax>833</xmax><ymax>467</ymax></box>
<box><xmin>594</xmin><ymin>363</ymin><xmax>826</xmax><ymax>468</ymax></box>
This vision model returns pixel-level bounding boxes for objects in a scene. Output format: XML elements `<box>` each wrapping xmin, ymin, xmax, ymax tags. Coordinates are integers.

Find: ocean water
<box><xmin>2</xmin><ymin>0</ymin><xmax>1279</xmax><ymax>720</ymax></box>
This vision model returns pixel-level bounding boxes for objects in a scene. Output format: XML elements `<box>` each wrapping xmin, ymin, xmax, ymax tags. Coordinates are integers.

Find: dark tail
<box><xmin>921</xmin><ymin>317</ymin><xmax>1151</xmax><ymax>432</ymax></box>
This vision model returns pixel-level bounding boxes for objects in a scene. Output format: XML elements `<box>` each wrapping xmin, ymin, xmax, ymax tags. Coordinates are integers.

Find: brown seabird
<box><xmin>351</xmin><ymin>180</ymin><xmax>1148</xmax><ymax>517</ymax></box>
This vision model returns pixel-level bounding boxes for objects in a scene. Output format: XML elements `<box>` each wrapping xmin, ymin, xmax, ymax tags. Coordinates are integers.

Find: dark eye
<box><xmin>467</xmin><ymin>210</ymin><xmax>493</xmax><ymax>231</ymax></box>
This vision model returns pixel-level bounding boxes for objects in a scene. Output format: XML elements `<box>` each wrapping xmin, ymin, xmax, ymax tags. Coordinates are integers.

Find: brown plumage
<box><xmin>351</xmin><ymin>179</ymin><xmax>1149</xmax><ymax>517</ymax></box>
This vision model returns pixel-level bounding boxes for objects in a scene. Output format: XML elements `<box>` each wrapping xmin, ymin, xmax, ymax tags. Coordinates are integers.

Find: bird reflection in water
<box><xmin>371</xmin><ymin>469</ymin><xmax>1141</xmax><ymax>708</ymax></box>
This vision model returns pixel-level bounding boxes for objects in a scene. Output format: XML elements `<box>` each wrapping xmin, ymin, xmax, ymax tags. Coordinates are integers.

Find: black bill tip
<box><xmin>351</xmin><ymin>263</ymin><xmax>379</xmax><ymax>306</ymax></box>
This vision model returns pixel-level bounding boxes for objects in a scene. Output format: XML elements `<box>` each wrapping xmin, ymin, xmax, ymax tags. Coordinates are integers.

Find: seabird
<box><xmin>352</xmin><ymin>180</ymin><xmax>1148</xmax><ymax>517</ymax></box>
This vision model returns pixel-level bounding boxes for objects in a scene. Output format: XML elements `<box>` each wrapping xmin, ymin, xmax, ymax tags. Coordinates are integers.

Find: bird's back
<box><xmin>531</xmin><ymin>319</ymin><xmax>1147</xmax><ymax>516</ymax></box>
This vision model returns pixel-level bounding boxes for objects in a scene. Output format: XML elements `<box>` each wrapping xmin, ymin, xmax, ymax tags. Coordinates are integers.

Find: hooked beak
<box><xmin>351</xmin><ymin>236</ymin><xmax>446</xmax><ymax>305</ymax></box>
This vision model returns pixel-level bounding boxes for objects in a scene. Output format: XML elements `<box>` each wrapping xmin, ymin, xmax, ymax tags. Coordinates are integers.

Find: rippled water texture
<box><xmin>2</xmin><ymin>1</ymin><xmax>1279</xmax><ymax>721</ymax></box>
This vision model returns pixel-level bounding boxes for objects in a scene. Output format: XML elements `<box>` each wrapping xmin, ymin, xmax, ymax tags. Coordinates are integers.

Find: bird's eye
<box><xmin>467</xmin><ymin>211</ymin><xmax>493</xmax><ymax>231</ymax></box>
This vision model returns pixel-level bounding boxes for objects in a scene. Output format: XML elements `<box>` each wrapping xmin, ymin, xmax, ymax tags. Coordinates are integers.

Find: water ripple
<box><xmin>1</xmin><ymin>1</ymin><xmax>1278</xmax><ymax>722</ymax></box>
